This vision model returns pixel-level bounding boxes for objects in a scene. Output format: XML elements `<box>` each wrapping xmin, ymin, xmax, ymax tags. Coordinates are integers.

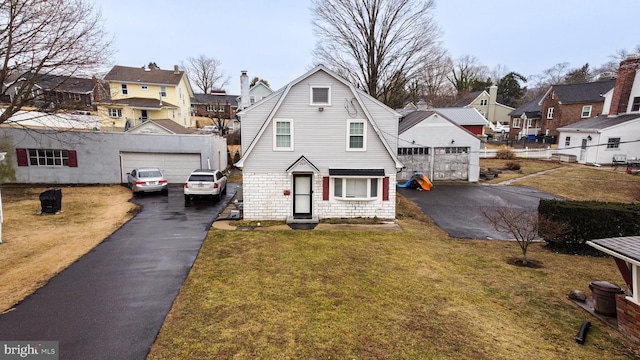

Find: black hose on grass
<box><xmin>575</xmin><ymin>321</ymin><xmax>591</xmax><ymax>344</ymax></box>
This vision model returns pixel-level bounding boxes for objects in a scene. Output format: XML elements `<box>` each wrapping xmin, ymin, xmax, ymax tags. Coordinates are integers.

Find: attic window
<box><xmin>310</xmin><ymin>86</ymin><xmax>331</xmax><ymax>105</ymax></box>
<box><xmin>480</xmin><ymin>99</ymin><xmax>488</xmax><ymax>106</ymax></box>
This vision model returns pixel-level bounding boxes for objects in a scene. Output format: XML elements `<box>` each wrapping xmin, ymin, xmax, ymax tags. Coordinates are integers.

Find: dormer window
<box><xmin>310</xmin><ymin>86</ymin><xmax>331</xmax><ymax>106</ymax></box>
<box><xmin>632</xmin><ymin>97</ymin><xmax>640</xmax><ymax>112</ymax></box>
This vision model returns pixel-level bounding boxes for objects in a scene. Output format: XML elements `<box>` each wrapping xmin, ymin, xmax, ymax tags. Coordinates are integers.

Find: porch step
<box><xmin>286</xmin><ymin>216</ymin><xmax>319</xmax><ymax>230</ymax></box>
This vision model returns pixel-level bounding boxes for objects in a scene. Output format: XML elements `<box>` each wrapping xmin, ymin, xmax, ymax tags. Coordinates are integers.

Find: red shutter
<box><xmin>16</xmin><ymin>148</ymin><xmax>28</xmax><ymax>166</ymax></box>
<box><xmin>323</xmin><ymin>176</ymin><xmax>329</xmax><ymax>200</ymax></box>
<box><xmin>68</xmin><ymin>150</ymin><xmax>78</xmax><ymax>167</ymax></box>
<box><xmin>382</xmin><ymin>177</ymin><xmax>389</xmax><ymax>201</ymax></box>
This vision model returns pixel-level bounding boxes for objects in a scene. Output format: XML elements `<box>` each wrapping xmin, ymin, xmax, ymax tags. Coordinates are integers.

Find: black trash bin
<box><xmin>589</xmin><ymin>281</ymin><xmax>624</xmax><ymax>316</ymax></box>
<box><xmin>40</xmin><ymin>188</ymin><xmax>62</xmax><ymax>214</ymax></box>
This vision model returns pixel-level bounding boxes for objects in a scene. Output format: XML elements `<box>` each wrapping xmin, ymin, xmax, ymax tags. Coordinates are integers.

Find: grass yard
<box><xmin>148</xmin><ymin>195</ymin><xmax>640</xmax><ymax>359</ymax></box>
<box><xmin>480</xmin><ymin>158</ymin><xmax>563</xmax><ymax>184</ymax></box>
<box><xmin>0</xmin><ymin>185</ymin><xmax>137</xmax><ymax>313</ymax></box>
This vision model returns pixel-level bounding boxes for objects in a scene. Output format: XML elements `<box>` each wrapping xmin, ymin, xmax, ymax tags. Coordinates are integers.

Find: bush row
<box><xmin>539</xmin><ymin>199</ymin><xmax>640</xmax><ymax>246</ymax></box>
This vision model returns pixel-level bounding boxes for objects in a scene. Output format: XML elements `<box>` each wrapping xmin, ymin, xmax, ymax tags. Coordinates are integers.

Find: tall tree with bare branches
<box><xmin>311</xmin><ymin>0</ymin><xmax>442</xmax><ymax>107</ymax></box>
<box><xmin>185</xmin><ymin>54</ymin><xmax>229</xmax><ymax>94</ymax></box>
<box><xmin>0</xmin><ymin>0</ymin><xmax>112</xmax><ymax>124</ymax></box>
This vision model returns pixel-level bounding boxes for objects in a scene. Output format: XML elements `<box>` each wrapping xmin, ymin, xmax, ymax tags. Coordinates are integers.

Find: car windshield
<box><xmin>188</xmin><ymin>174</ymin><xmax>215</xmax><ymax>182</ymax></box>
<box><xmin>139</xmin><ymin>170</ymin><xmax>162</xmax><ymax>178</ymax></box>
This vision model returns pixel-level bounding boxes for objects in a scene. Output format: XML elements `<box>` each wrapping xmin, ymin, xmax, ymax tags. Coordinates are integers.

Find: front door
<box><xmin>141</xmin><ymin>110</ymin><xmax>148</xmax><ymax>121</ymax></box>
<box><xmin>580</xmin><ymin>138</ymin><xmax>588</xmax><ymax>162</ymax></box>
<box><xmin>293</xmin><ymin>174</ymin><xmax>312</xmax><ymax>219</ymax></box>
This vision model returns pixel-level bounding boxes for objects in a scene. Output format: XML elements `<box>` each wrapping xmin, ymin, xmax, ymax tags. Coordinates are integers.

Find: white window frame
<box><xmin>273</xmin><ymin>118</ymin><xmax>294</xmax><ymax>151</ymax></box>
<box><xmin>513</xmin><ymin>118</ymin><xmax>521</xmax><ymax>128</ymax></box>
<box><xmin>121</xmin><ymin>84</ymin><xmax>128</xmax><ymax>95</ymax></box>
<box><xmin>547</xmin><ymin>107</ymin><xmax>554</xmax><ymax>119</ymax></box>
<box><xmin>141</xmin><ymin>85</ymin><xmax>148</xmax><ymax>91</ymax></box>
<box><xmin>28</xmin><ymin>149</ymin><xmax>69</xmax><ymax>167</ymax></box>
<box><xmin>346</xmin><ymin>119</ymin><xmax>367</xmax><ymax>151</ymax></box>
<box><xmin>631</xmin><ymin>97</ymin><xmax>640</xmax><ymax>112</ymax></box>
<box><xmin>160</xmin><ymin>86</ymin><xmax>167</xmax><ymax>98</ymax></box>
<box><xmin>479</xmin><ymin>99</ymin><xmax>488</xmax><ymax>106</ymax></box>
<box><xmin>108</xmin><ymin>108</ymin><xmax>122</xmax><ymax>118</ymax></box>
<box><xmin>310</xmin><ymin>86</ymin><xmax>331</xmax><ymax>106</ymax></box>
<box><xmin>565</xmin><ymin>136</ymin><xmax>571</xmax><ymax>146</ymax></box>
<box><xmin>333</xmin><ymin>177</ymin><xmax>380</xmax><ymax>201</ymax></box>
<box><xmin>581</xmin><ymin>105</ymin><xmax>592</xmax><ymax>118</ymax></box>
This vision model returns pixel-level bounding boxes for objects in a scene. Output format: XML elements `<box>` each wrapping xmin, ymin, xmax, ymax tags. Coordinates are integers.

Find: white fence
<box><xmin>480</xmin><ymin>146</ymin><xmax>555</xmax><ymax>159</ymax></box>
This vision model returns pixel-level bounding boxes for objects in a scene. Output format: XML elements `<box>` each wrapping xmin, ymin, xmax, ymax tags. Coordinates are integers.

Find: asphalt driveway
<box><xmin>0</xmin><ymin>183</ymin><xmax>238</xmax><ymax>360</ymax></box>
<box><xmin>398</xmin><ymin>184</ymin><xmax>562</xmax><ymax>240</ymax></box>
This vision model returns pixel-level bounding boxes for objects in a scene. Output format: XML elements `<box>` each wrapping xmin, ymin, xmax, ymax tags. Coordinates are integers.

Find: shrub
<box><xmin>505</xmin><ymin>161</ymin><xmax>521</xmax><ymax>171</ymax></box>
<box><xmin>495</xmin><ymin>146</ymin><xmax>516</xmax><ymax>160</ymax></box>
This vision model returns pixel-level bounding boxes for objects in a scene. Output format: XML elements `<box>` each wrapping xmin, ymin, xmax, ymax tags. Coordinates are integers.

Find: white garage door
<box><xmin>120</xmin><ymin>152</ymin><xmax>202</xmax><ymax>183</ymax></box>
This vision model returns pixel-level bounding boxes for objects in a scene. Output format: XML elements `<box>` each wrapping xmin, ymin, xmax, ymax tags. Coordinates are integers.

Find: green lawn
<box><xmin>148</xmin><ymin>195</ymin><xmax>638</xmax><ymax>359</ymax></box>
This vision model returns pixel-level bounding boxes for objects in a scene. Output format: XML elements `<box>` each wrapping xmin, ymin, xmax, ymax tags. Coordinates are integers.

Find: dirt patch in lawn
<box><xmin>0</xmin><ymin>185</ymin><xmax>137</xmax><ymax>313</ymax></box>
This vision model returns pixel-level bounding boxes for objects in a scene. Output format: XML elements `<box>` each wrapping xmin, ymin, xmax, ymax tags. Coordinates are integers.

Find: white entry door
<box><xmin>293</xmin><ymin>174</ymin><xmax>312</xmax><ymax>218</ymax></box>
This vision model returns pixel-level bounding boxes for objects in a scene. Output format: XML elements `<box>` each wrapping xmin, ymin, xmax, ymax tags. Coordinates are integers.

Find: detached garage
<box><xmin>120</xmin><ymin>152</ymin><xmax>201</xmax><ymax>183</ymax></box>
<box><xmin>2</xmin><ymin>127</ymin><xmax>227</xmax><ymax>185</ymax></box>
<box><xmin>397</xmin><ymin>111</ymin><xmax>480</xmax><ymax>182</ymax></box>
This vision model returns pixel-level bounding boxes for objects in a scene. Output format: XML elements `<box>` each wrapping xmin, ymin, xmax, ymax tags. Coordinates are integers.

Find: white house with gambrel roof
<box><xmin>235</xmin><ymin>65</ymin><xmax>403</xmax><ymax>222</ymax></box>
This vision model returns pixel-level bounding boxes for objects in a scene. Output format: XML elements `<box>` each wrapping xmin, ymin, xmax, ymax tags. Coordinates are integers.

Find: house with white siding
<box><xmin>235</xmin><ymin>65</ymin><xmax>403</xmax><ymax>223</ymax></box>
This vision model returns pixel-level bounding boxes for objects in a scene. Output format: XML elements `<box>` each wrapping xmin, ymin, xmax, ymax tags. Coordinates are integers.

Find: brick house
<box><xmin>190</xmin><ymin>92</ymin><xmax>238</xmax><ymax>120</ymax></box>
<box><xmin>539</xmin><ymin>79</ymin><xmax>616</xmax><ymax>137</ymax></box>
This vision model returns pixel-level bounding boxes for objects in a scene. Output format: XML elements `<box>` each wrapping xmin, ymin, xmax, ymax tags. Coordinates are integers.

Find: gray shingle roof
<box><xmin>398</xmin><ymin>110</ymin><xmax>436</xmax><ymax>134</ymax></box>
<box><xmin>104</xmin><ymin>65</ymin><xmax>184</xmax><ymax>86</ymax></box>
<box><xmin>589</xmin><ymin>236</ymin><xmax>640</xmax><ymax>265</ymax></box>
<box><xmin>191</xmin><ymin>93</ymin><xmax>239</xmax><ymax>106</ymax></box>
<box><xmin>551</xmin><ymin>80</ymin><xmax>616</xmax><ymax>104</ymax></box>
<box><xmin>557</xmin><ymin>113</ymin><xmax>640</xmax><ymax>131</ymax></box>
<box><xmin>509</xmin><ymin>95</ymin><xmax>544</xmax><ymax>117</ymax></box>
<box><xmin>108</xmin><ymin>97</ymin><xmax>178</xmax><ymax>109</ymax></box>
<box><xmin>451</xmin><ymin>91</ymin><xmax>482</xmax><ymax>107</ymax></box>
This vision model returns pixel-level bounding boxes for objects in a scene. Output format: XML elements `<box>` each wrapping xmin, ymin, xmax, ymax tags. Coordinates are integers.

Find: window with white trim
<box><xmin>479</xmin><ymin>99</ymin><xmax>488</xmax><ymax>106</ymax></box>
<box><xmin>631</xmin><ymin>97</ymin><xmax>640</xmax><ymax>112</ymax></box>
<box><xmin>334</xmin><ymin>177</ymin><xmax>379</xmax><ymax>200</ymax></box>
<box><xmin>310</xmin><ymin>86</ymin><xmax>331</xmax><ymax>105</ymax></box>
<box><xmin>565</xmin><ymin>136</ymin><xmax>571</xmax><ymax>146</ymax></box>
<box><xmin>607</xmin><ymin>137</ymin><xmax>621</xmax><ymax>149</ymax></box>
<box><xmin>513</xmin><ymin>118</ymin><xmax>521</xmax><ymax>128</ymax></box>
<box><xmin>347</xmin><ymin>119</ymin><xmax>366</xmax><ymax>151</ymax></box>
<box><xmin>398</xmin><ymin>147</ymin><xmax>429</xmax><ymax>155</ymax></box>
<box><xmin>581</xmin><ymin>105</ymin><xmax>592</xmax><ymax>118</ymax></box>
<box><xmin>160</xmin><ymin>86</ymin><xmax>167</xmax><ymax>97</ymax></box>
<box><xmin>29</xmin><ymin>149</ymin><xmax>69</xmax><ymax>166</ymax></box>
<box><xmin>547</xmin><ymin>107</ymin><xmax>554</xmax><ymax>119</ymax></box>
<box><xmin>141</xmin><ymin>85</ymin><xmax>148</xmax><ymax>91</ymax></box>
<box><xmin>108</xmin><ymin>108</ymin><xmax>122</xmax><ymax>118</ymax></box>
<box><xmin>121</xmin><ymin>84</ymin><xmax>128</xmax><ymax>95</ymax></box>
<box><xmin>273</xmin><ymin>119</ymin><xmax>293</xmax><ymax>150</ymax></box>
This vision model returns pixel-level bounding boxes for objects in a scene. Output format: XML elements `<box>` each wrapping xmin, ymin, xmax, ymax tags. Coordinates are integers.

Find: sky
<box><xmin>93</xmin><ymin>0</ymin><xmax>639</xmax><ymax>95</ymax></box>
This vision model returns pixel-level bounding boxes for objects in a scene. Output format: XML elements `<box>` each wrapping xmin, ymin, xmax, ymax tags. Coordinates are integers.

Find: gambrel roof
<box><xmin>235</xmin><ymin>64</ymin><xmax>403</xmax><ymax>169</ymax></box>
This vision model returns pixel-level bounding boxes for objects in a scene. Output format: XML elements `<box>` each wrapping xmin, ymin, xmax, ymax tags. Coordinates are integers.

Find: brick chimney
<box><xmin>609</xmin><ymin>57</ymin><xmax>640</xmax><ymax>115</ymax></box>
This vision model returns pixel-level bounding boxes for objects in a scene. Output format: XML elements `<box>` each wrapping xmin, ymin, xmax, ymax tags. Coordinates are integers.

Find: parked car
<box><xmin>183</xmin><ymin>169</ymin><xmax>227</xmax><ymax>202</ymax></box>
<box><xmin>201</xmin><ymin>125</ymin><xmax>219</xmax><ymax>133</ymax></box>
<box><xmin>127</xmin><ymin>167</ymin><xmax>168</xmax><ymax>195</ymax></box>
<box><xmin>495</xmin><ymin>123</ymin><xmax>510</xmax><ymax>133</ymax></box>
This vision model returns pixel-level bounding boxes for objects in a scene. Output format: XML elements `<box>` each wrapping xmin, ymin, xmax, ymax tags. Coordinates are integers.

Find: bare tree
<box><xmin>0</xmin><ymin>0</ymin><xmax>112</xmax><ymax>124</ymax></box>
<box><xmin>417</xmin><ymin>49</ymin><xmax>455</xmax><ymax>107</ymax></box>
<box><xmin>249</xmin><ymin>76</ymin><xmax>269</xmax><ymax>88</ymax></box>
<box><xmin>185</xmin><ymin>54</ymin><xmax>229</xmax><ymax>94</ymax></box>
<box><xmin>594</xmin><ymin>44</ymin><xmax>640</xmax><ymax>79</ymax></box>
<box><xmin>311</xmin><ymin>0</ymin><xmax>443</xmax><ymax>106</ymax></box>
<box><xmin>448</xmin><ymin>55</ymin><xmax>489</xmax><ymax>94</ymax></box>
<box><xmin>484</xmin><ymin>207</ymin><xmax>568</xmax><ymax>266</ymax></box>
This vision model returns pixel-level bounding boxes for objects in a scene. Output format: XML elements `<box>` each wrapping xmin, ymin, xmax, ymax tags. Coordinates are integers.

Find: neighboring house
<box><xmin>557</xmin><ymin>57</ymin><xmax>640</xmax><ymax>165</ymax></box>
<box><xmin>97</xmin><ymin>65</ymin><xmax>194</xmax><ymax>131</ymax></box>
<box><xmin>539</xmin><ymin>79</ymin><xmax>616</xmax><ymax>138</ymax></box>
<box><xmin>450</xmin><ymin>86</ymin><xmax>514</xmax><ymax>126</ymax></box>
<box><xmin>237</xmin><ymin>71</ymin><xmax>274</xmax><ymax>111</ymax></box>
<box><xmin>190</xmin><ymin>92</ymin><xmax>238</xmax><ymax>120</ymax></box>
<box><xmin>508</xmin><ymin>95</ymin><xmax>543</xmax><ymax>140</ymax></box>
<box><xmin>397</xmin><ymin>110</ymin><xmax>481</xmax><ymax>182</ymax></box>
<box><xmin>2</xmin><ymin>126</ymin><xmax>227</xmax><ymax>184</ymax></box>
<box><xmin>3</xmin><ymin>73</ymin><xmax>96</xmax><ymax>111</ymax></box>
<box><xmin>235</xmin><ymin>65</ymin><xmax>403</xmax><ymax>222</ymax></box>
<box><xmin>0</xmin><ymin>110</ymin><xmax>99</xmax><ymax>130</ymax></box>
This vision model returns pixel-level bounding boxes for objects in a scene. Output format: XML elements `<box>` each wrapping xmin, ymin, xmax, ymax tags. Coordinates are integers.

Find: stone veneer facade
<box><xmin>616</xmin><ymin>294</ymin><xmax>640</xmax><ymax>343</ymax></box>
<box><xmin>242</xmin><ymin>172</ymin><xmax>397</xmax><ymax>221</ymax></box>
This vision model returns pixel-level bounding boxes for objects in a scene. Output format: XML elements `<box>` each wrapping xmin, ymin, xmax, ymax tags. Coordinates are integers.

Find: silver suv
<box><xmin>183</xmin><ymin>169</ymin><xmax>227</xmax><ymax>202</ymax></box>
